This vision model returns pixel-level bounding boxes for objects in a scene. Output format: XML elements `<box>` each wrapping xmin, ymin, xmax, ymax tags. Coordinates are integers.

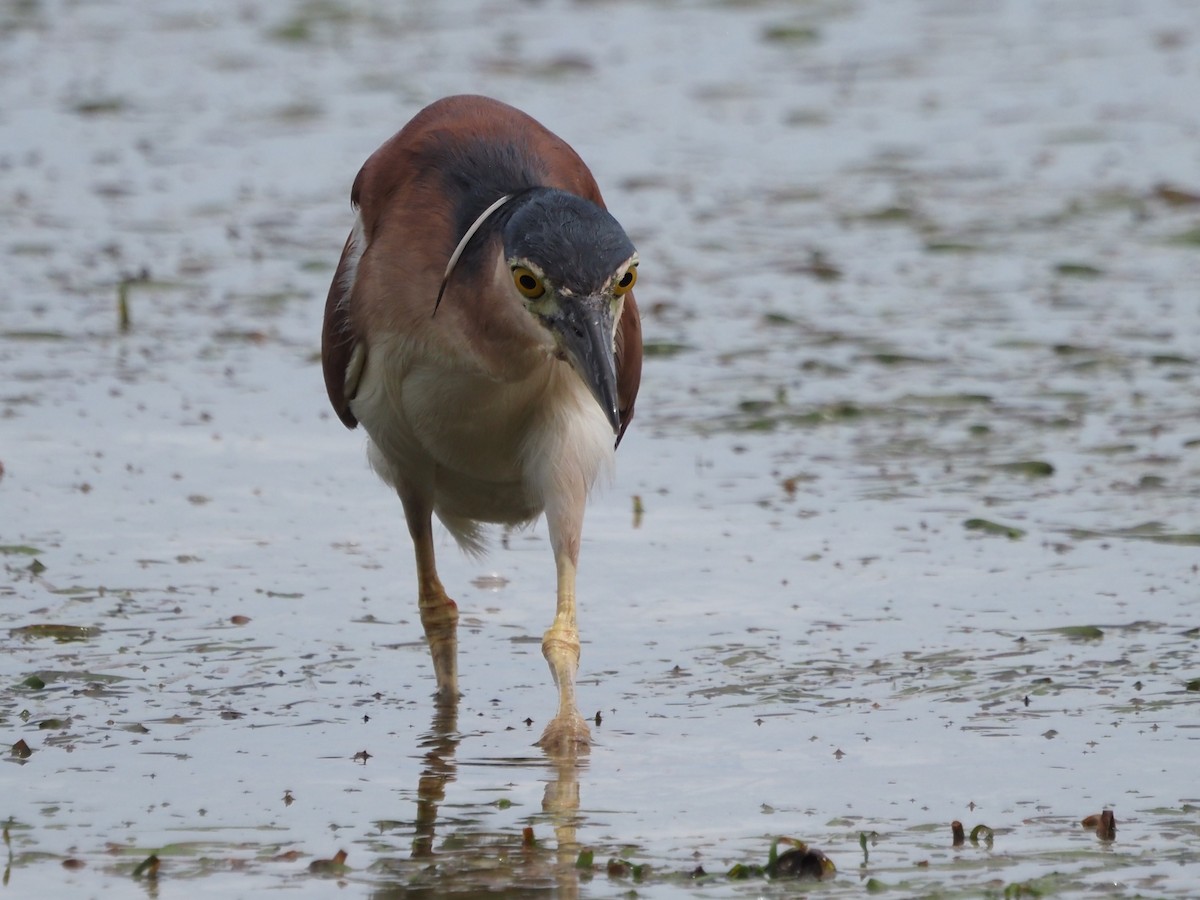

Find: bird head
<box><xmin>500</xmin><ymin>189</ymin><xmax>637</xmax><ymax>436</ymax></box>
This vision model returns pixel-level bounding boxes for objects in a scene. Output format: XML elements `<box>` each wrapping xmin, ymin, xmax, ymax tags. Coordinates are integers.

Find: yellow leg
<box><xmin>403</xmin><ymin>496</ymin><xmax>459</xmax><ymax>701</ymax></box>
<box><xmin>538</xmin><ymin>551</ymin><xmax>592</xmax><ymax>751</ymax></box>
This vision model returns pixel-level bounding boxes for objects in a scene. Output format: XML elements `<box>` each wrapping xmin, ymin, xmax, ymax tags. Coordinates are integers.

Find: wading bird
<box><xmin>321</xmin><ymin>95</ymin><xmax>642</xmax><ymax>750</ymax></box>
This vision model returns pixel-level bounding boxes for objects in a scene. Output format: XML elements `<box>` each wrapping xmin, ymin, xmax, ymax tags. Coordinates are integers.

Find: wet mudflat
<box><xmin>3</xmin><ymin>0</ymin><xmax>1200</xmax><ymax>896</ymax></box>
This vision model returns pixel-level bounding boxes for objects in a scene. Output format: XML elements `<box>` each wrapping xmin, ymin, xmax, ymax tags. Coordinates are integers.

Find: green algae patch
<box><xmin>964</xmin><ymin>519</ymin><xmax>1026</xmax><ymax>539</ymax></box>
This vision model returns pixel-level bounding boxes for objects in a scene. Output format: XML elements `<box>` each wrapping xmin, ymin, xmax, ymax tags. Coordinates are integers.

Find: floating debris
<box><xmin>728</xmin><ymin>837</ymin><xmax>835</xmax><ymax>881</ymax></box>
<box><xmin>131</xmin><ymin>854</ymin><xmax>159</xmax><ymax>879</ymax></box>
<box><xmin>307</xmin><ymin>849</ymin><xmax>348</xmax><ymax>874</ymax></box>
<box><xmin>964</xmin><ymin>518</ymin><xmax>1026</xmax><ymax>540</ymax></box>
<box><xmin>995</xmin><ymin>459</ymin><xmax>1055</xmax><ymax>477</ymax></box>
<box><xmin>969</xmin><ymin>824</ymin><xmax>995</xmax><ymax>846</ymax></box>
<box><xmin>1044</xmin><ymin>625</ymin><xmax>1105</xmax><ymax>641</ymax></box>
<box><xmin>1082</xmin><ymin>809</ymin><xmax>1117</xmax><ymax>840</ymax></box>
<box><xmin>9</xmin><ymin>624</ymin><xmax>101</xmax><ymax>643</ymax></box>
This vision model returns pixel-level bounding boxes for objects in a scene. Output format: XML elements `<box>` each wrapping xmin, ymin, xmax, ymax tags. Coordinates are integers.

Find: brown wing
<box><xmin>321</xmin><ymin>226</ymin><xmax>362</xmax><ymax>429</ymax></box>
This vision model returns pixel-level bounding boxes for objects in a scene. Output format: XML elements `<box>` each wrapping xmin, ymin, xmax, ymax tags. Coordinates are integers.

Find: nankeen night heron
<box><xmin>321</xmin><ymin>95</ymin><xmax>642</xmax><ymax>750</ymax></box>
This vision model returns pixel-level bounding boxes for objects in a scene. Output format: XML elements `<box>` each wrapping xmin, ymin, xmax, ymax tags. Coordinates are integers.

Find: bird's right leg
<box><xmin>400</xmin><ymin>491</ymin><xmax>459</xmax><ymax>702</ymax></box>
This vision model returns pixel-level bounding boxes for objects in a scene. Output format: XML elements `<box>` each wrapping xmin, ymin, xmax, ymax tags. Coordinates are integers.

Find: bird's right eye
<box><xmin>512</xmin><ymin>266</ymin><xmax>546</xmax><ymax>299</ymax></box>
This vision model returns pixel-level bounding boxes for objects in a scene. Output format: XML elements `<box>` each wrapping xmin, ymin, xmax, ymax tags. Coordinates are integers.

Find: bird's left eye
<box><xmin>614</xmin><ymin>265</ymin><xmax>637</xmax><ymax>295</ymax></box>
<box><xmin>512</xmin><ymin>266</ymin><xmax>545</xmax><ymax>299</ymax></box>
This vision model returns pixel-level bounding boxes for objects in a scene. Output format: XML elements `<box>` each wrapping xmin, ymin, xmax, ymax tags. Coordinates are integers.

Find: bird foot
<box><xmin>433</xmin><ymin>683</ymin><xmax>461</xmax><ymax>705</ymax></box>
<box><xmin>537</xmin><ymin>711</ymin><xmax>592</xmax><ymax>754</ymax></box>
<box><xmin>419</xmin><ymin>591</ymin><xmax>460</xmax><ymax>700</ymax></box>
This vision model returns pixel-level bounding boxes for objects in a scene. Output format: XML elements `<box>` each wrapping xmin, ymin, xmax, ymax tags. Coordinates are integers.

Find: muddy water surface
<box><xmin>3</xmin><ymin>0</ymin><xmax>1200</xmax><ymax>896</ymax></box>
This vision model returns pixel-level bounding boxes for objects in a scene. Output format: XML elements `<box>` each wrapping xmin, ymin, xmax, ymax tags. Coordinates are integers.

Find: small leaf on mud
<box><xmin>870</xmin><ymin>352</ymin><xmax>931</xmax><ymax>366</ymax></box>
<box><xmin>522</xmin><ymin>826</ymin><xmax>536</xmax><ymax>847</ymax></box>
<box><xmin>10</xmin><ymin>624</ymin><xmax>100</xmax><ymax>643</ymax></box>
<box><xmin>132</xmin><ymin>854</ymin><xmax>159</xmax><ymax>879</ymax></box>
<box><xmin>22</xmin><ymin>675</ymin><xmax>45</xmax><ymax>690</ymax></box>
<box><xmin>951</xmin><ymin>820</ymin><xmax>965</xmax><ymax>846</ymax></box>
<box><xmin>762</xmin><ymin>23</ymin><xmax>820</xmax><ymax>44</ymax></box>
<box><xmin>230</xmin><ymin>615</ymin><xmax>251</xmax><ymax>625</ymax></box>
<box><xmin>925</xmin><ymin>240</ymin><xmax>980</xmax><ymax>253</ymax></box>
<box><xmin>62</xmin><ymin>858</ymin><xmax>86</xmax><ymax>870</ymax></box>
<box><xmin>969</xmin><ymin>824</ymin><xmax>994</xmax><ymax>845</ymax></box>
<box><xmin>763</xmin><ymin>311</ymin><xmax>798</xmax><ymax>325</ymax></box>
<box><xmin>0</xmin><ymin>545</ymin><xmax>41</xmax><ymax>556</ymax></box>
<box><xmin>1082</xmin><ymin>810</ymin><xmax>1117</xmax><ymax>840</ymax></box>
<box><xmin>11</xmin><ymin>739</ymin><xmax>32</xmax><ymax>759</ymax></box>
<box><xmin>996</xmin><ymin>460</ymin><xmax>1055</xmax><ymax>477</ymax></box>
<box><xmin>308</xmin><ymin>849</ymin><xmax>347</xmax><ymax>874</ymax></box>
<box><xmin>1054</xmin><ymin>262</ymin><xmax>1104</xmax><ymax>278</ymax></box>
<box><xmin>575</xmin><ymin>849</ymin><xmax>594</xmax><ymax>869</ymax></box>
<box><xmin>1184</xmin><ymin>679</ymin><xmax>1200</xmax><ymax>692</ymax></box>
<box><xmin>964</xmin><ymin>518</ymin><xmax>1025</xmax><ymax>539</ymax></box>
<box><xmin>1047</xmin><ymin>625</ymin><xmax>1104</xmax><ymax>640</ymax></box>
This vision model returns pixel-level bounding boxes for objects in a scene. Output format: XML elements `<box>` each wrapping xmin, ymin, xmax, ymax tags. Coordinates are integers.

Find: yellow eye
<box><xmin>614</xmin><ymin>265</ymin><xmax>637</xmax><ymax>295</ymax></box>
<box><xmin>512</xmin><ymin>266</ymin><xmax>545</xmax><ymax>299</ymax></box>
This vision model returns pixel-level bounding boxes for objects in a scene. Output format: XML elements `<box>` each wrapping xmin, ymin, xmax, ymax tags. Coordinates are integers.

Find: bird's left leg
<box><xmin>399</xmin><ymin>488</ymin><xmax>459</xmax><ymax>703</ymax></box>
<box><xmin>538</xmin><ymin>497</ymin><xmax>592</xmax><ymax>751</ymax></box>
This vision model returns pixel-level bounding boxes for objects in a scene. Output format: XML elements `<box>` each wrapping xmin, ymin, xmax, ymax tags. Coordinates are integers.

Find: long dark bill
<box><xmin>548</xmin><ymin>294</ymin><xmax>620</xmax><ymax>436</ymax></box>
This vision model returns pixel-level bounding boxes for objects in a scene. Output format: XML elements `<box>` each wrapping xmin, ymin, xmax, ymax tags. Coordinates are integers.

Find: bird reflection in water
<box><xmin>401</xmin><ymin>707</ymin><xmax>587</xmax><ymax>897</ymax></box>
<box><xmin>411</xmin><ymin>706</ymin><xmax>459</xmax><ymax>860</ymax></box>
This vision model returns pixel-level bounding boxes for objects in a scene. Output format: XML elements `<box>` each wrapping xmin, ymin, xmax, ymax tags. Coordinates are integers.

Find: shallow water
<box><xmin>3</xmin><ymin>0</ymin><xmax>1200</xmax><ymax>896</ymax></box>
